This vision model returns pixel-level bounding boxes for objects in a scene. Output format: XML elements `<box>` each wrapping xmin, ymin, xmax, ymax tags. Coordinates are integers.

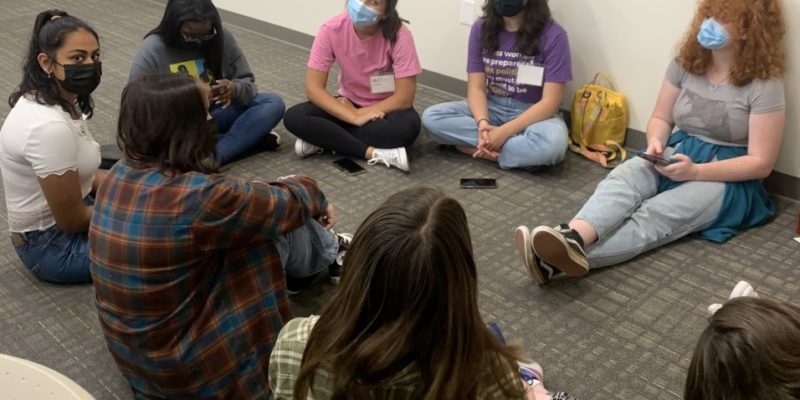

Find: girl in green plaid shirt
<box><xmin>269</xmin><ymin>186</ymin><xmax>576</xmax><ymax>399</ymax></box>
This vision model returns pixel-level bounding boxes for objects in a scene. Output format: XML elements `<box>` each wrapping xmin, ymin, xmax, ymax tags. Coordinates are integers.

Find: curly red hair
<box><xmin>676</xmin><ymin>0</ymin><xmax>786</xmax><ymax>86</ymax></box>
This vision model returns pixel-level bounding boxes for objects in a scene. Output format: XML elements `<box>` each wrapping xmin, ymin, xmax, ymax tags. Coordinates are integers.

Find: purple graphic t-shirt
<box><xmin>467</xmin><ymin>19</ymin><xmax>572</xmax><ymax>104</ymax></box>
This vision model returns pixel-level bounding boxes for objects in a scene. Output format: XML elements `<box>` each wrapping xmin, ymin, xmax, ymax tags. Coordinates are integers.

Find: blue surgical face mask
<box><xmin>697</xmin><ymin>17</ymin><xmax>729</xmax><ymax>50</ymax></box>
<box><xmin>347</xmin><ymin>0</ymin><xmax>381</xmax><ymax>28</ymax></box>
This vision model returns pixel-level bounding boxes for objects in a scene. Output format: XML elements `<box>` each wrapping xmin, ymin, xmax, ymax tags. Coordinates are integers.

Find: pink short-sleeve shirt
<box><xmin>307</xmin><ymin>12</ymin><xmax>422</xmax><ymax>107</ymax></box>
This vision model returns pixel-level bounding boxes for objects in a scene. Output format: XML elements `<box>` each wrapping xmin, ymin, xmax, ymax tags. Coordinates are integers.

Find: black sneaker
<box><xmin>514</xmin><ymin>226</ymin><xmax>562</xmax><ymax>285</ymax></box>
<box><xmin>285</xmin><ymin>273</ymin><xmax>319</xmax><ymax>296</ymax></box>
<box><xmin>551</xmin><ymin>393</ymin><xmax>578</xmax><ymax>400</ymax></box>
<box><xmin>255</xmin><ymin>131</ymin><xmax>281</xmax><ymax>152</ymax></box>
<box><xmin>328</xmin><ymin>232</ymin><xmax>352</xmax><ymax>285</ymax></box>
<box><xmin>530</xmin><ymin>224</ymin><xmax>589</xmax><ymax>277</ymax></box>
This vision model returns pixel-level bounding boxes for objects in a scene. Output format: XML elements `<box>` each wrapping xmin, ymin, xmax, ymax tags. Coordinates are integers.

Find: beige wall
<box><xmin>214</xmin><ymin>0</ymin><xmax>800</xmax><ymax>178</ymax></box>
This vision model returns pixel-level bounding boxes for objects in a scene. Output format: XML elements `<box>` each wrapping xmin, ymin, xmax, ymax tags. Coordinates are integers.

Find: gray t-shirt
<box><xmin>665</xmin><ymin>59</ymin><xmax>784</xmax><ymax>147</ymax></box>
<box><xmin>129</xmin><ymin>29</ymin><xmax>258</xmax><ymax>105</ymax></box>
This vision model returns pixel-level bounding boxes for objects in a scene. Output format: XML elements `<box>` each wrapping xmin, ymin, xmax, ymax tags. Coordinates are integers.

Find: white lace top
<box><xmin>0</xmin><ymin>97</ymin><xmax>100</xmax><ymax>232</ymax></box>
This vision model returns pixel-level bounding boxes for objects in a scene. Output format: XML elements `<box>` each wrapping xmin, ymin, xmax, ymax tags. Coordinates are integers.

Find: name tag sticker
<box><xmin>516</xmin><ymin>64</ymin><xmax>544</xmax><ymax>87</ymax></box>
<box><xmin>370</xmin><ymin>73</ymin><xmax>396</xmax><ymax>94</ymax></box>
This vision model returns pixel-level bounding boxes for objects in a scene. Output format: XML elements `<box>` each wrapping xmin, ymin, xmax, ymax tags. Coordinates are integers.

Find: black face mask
<box><xmin>180</xmin><ymin>40</ymin><xmax>207</xmax><ymax>51</ymax></box>
<box><xmin>493</xmin><ymin>0</ymin><xmax>525</xmax><ymax>17</ymax></box>
<box><xmin>57</xmin><ymin>62</ymin><xmax>102</xmax><ymax>96</ymax></box>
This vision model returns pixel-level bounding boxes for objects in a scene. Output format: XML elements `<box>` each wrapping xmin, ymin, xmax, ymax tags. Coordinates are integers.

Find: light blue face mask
<box><xmin>697</xmin><ymin>17</ymin><xmax>730</xmax><ymax>50</ymax></box>
<box><xmin>347</xmin><ymin>0</ymin><xmax>381</xmax><ymax>28</ymax></box>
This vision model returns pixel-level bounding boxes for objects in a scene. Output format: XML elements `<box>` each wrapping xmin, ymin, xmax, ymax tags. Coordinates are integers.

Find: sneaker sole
<box><xmin>531</xmin><ymin>226</ymin><xmax>589</xmax><ymax>277</ymax></box>
<box><xmin>514</xmin><ymin>226</ymin><xmax>546</xmax><ymax>285</ymax></box>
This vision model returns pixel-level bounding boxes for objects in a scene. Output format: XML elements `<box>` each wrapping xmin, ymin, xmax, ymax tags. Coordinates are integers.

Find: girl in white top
<box><xmin>0</xmin><ymin>10</ymin><xmax>105</xmax><ymax>283</ymax></box>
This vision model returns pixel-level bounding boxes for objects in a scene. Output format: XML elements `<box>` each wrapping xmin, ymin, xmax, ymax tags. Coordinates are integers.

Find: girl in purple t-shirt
<box><xmin>283</xmin><ymin>0</ymin><xmax>423</xmax><ymax>172</ymax></box>
<box><xmin>422</xmin><ymin>0</ymin><xmax>571</xmax><ymax>170</ymax></box>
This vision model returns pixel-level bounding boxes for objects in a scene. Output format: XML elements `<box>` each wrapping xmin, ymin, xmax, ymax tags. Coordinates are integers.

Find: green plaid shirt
<box><xmin>269</xmin><ymin>316</ymin><xmax>530</xmax><ymax>399</ymax></box>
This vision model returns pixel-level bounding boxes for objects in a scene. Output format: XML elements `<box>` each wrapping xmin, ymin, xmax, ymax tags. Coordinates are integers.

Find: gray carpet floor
<box><xmin>0</xmin><ymin>0</ymin><xmax>798</xmax><ymax>399</ymax></box>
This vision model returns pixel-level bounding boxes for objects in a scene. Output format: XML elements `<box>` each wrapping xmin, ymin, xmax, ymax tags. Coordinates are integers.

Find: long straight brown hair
<box><xmin>685</xmin><ymin>297</ymin><xmax>800</xmax><ymax>400</ymax></box>
<box><xmin>293</xmin><ymin>187</ymin><xmax>526</xmax><ymax>400</ymax></box>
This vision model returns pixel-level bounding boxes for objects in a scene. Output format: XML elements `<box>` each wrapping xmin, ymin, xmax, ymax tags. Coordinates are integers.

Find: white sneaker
<box><xmin>367</xmin><ymin>147</ymin><xmax>409</xmax><ymax>172</ymax></box>
<box><xmin>708</xmin><ymin>281</ymin><xmax>759</xmax><ymax>316</ymax></box>
<box><xmin>294</xmin><ymin>138</ymin><xmax>323</xmax><ymax>157</ymax></box>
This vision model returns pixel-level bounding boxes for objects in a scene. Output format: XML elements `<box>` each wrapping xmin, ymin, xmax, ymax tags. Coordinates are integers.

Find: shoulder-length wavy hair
<box><xmin>146</xmin><ymin>0</ymin><xmax>225</xmax><ymax>80</ymax></box>
<box><xmin>685</xmin><ymin>297</ymin><xmax>800</xmax><ymax>400</ymax></box>
<box><xmin>293</xmin><ymin>186</ymin><xmax>526</xmax><ymax>400</ymax></box>
<box><xmin>676</xmin><ymin>0</ymin><xmax>785</xmax><ymax>86</ymax></box>
<box><xmin>117</xmin><ymin>73</ymin><xmax>218</xmax><ymax>174</ymax></box>
<box><xmin>480</xmin><ymin>0</ymin><xmax>552</xmax><ymax>56</ymax></box>
<box><xmin>9</xmin><ymin>10</ymin><xmax>99</xmax><ymax>118</ymax></box>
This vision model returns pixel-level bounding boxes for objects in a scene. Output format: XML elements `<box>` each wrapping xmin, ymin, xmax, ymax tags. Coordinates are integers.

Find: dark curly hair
<box><xmin>480</xmin><ymin>0</ymin><xmax>552</xmax><ymax>56</ymax></box>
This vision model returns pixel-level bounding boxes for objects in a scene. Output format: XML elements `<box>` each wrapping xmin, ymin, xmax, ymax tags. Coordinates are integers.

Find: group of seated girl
<box><xmin>0</xmin><ymin>0</ymin><xmax>793</xmax><ymax>398</ymax></box>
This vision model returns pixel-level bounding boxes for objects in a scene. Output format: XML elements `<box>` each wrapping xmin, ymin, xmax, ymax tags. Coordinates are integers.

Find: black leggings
<box><xmin>283</xmin><ymin>101</ymin><xmax>421</xmax><ymax>159</ymax></box>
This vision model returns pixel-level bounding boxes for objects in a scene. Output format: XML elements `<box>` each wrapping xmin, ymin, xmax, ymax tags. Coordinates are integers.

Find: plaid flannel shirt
<box><xmin>89</xmin><ymin>160</ymin><xmax>327</xmax><ymax>399</ymax></box>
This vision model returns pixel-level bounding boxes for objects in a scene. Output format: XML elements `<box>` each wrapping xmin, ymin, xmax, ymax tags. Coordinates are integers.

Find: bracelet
<box><xmin>476</xmin><ymin>118</ymin><xmax>489</xmax><ymax>125</ymax></box>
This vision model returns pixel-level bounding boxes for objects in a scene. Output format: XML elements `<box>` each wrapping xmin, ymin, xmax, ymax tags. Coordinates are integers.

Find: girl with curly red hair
<box><xmin>515</xmin><ymin>0</ymin><xmax>786</xmax><ymax>284</ymax></box>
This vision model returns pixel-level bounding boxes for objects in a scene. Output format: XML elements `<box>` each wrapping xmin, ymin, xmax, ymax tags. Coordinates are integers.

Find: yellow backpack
<box><xmin>569</xmin><ymin>73</ymin><xmax>629</xmax><ymax>168</ymax></box>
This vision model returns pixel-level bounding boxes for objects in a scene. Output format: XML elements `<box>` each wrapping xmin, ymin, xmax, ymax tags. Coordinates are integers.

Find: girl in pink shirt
<box><xmin>283</xmin><ymin>0</ymin><xmax>422</xmax><ymax>172</ymax></box>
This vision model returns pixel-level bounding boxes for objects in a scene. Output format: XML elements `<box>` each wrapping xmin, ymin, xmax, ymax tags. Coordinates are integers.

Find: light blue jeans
<box><xmin>275</xmin><ymin>220</ymin><xmax>338</xmax><ymax>278</ymax></box>
<box><xmin>422</xmin><ymin>95</ymin><xmax>568</xmax><ymax>169</ymax></box>
<box><xmin>575</xmin><ymin>155</ymin><xmax>725</xmax><ymax>268</ymax></box>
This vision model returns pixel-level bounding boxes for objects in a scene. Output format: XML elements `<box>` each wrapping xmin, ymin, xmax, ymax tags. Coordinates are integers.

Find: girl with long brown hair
<box><xmin>269</xmin><ymin>187</ymin><xmax>576</xmax><ymax>399</ymax></box>
<box><xmin>516</xmin><ymin>0</ymin><xmax>786</xmax><ymax>285</ymax></box>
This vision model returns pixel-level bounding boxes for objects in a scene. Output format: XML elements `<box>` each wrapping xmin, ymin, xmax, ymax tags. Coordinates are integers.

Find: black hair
<box><xmin>377</xmin><ymin>0</ymin><xmax>406</xmax><ymax>43</ymax></box>
<box><xmin>9</xmin><ymin>10</ymin><xmax>99</xmax><ymax>118</ymax></box>
<box><xmin>480</xmin><ymin>0</ymin><xmax>552</xmax><ymax>57</ymax></box>
<box><xmin>146</xmin><ymin>0</ymin><xmax>224</xmax><ymax>80</ymax></box>
<box><xmin>118</xmin><ymin>73</ymin><xmax>218</xmax><ymax>174</ymax></box>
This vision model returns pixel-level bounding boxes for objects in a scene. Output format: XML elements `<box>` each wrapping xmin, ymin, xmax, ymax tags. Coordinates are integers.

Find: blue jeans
<box><xmin>13</xmin><ymin>225</ymin><xmax>91</xmax><ymax>284</ymax></box>
<box><xmin>275</xmin><ymin>220</ymin><xmax>338</xmax><ymax>278</ymax></box>
<box><xmin>422</xmin><ymin>95</ymin><xmax>568</xmax><ymax>169</ymax></box>
<box><xmin>211</xmin><ymin>92</ymin><xmax>285</xmax><ymax>164</ymax></box>
<box><xmin>575</xmin><ymin>155</ymin><xmax>725</xmax><ymax>268</ymax></box>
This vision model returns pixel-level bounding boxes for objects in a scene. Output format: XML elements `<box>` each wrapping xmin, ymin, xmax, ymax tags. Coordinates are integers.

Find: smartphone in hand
<box><xmin>637</xmin><ymin>151</ymin><xmax>673</xmax><ymax>166</ymax></box>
